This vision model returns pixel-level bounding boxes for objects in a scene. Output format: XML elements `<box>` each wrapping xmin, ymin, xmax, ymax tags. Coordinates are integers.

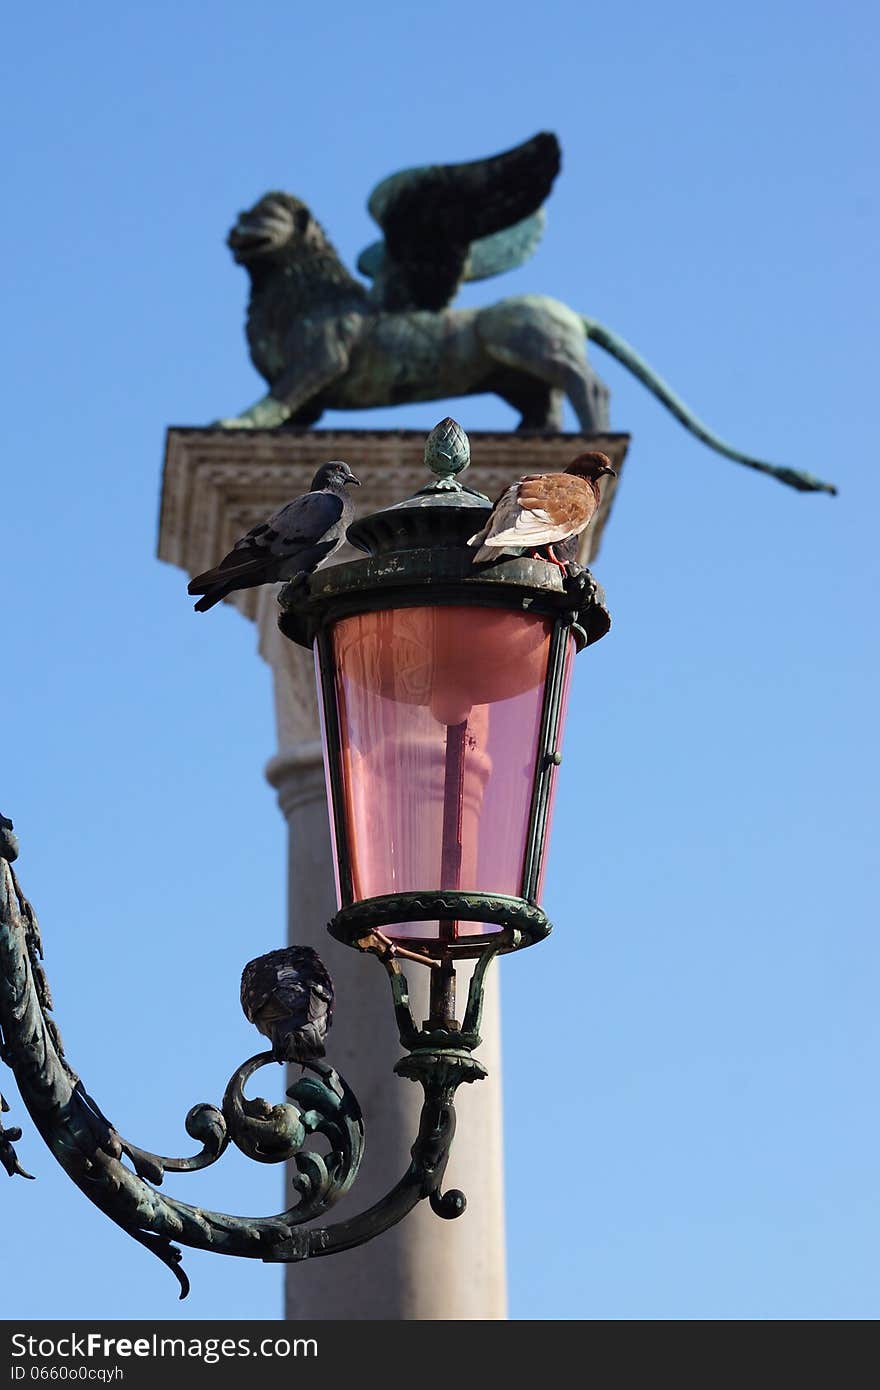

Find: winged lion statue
<box><xmin>218</xmin><ymin>132</ymin><xmax>834</xmax><ymax>495</ymax></box>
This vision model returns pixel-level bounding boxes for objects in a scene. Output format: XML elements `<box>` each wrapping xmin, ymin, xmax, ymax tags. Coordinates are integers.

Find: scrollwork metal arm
<box><xmin>0</xmin><ymin>829</ymin><xmax>487</xmax><ymax>1297</ymax></box>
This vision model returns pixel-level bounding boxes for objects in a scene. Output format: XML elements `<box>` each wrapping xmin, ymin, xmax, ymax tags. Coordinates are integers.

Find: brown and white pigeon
<box><xmin>240</xmin><ymin>946</ymin><xmax>335</xmax><ymax>1064</ymax></box>
<box><xmin>467</xmin><ymin>451</ymin><xmax>616</xmax><ymax>568</ymax></box>
<box><xmin>187</xmin><ymin>461</ymin><xmax>360</xmax><ymax>612</ymax></box>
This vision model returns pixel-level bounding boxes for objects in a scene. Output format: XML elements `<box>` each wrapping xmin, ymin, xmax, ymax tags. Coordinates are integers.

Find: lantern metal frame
<box><xmin>279</xmin><ymin>466</ymin><xmax>610</xmax><ymax>963</ymax></box>
<box><xmin>0</xmin><ymin>421</ymin><xmax>611</xmax><ymax>1297</ymax></box>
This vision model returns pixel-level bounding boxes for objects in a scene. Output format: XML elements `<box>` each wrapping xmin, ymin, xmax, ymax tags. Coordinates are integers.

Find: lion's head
<box><xmin>227</xmin><ymin>193</ymin><xmax>329</xmax><ymax>265</ymax></box>
<box><xmin>227</xmin><ymin>191</ymin><xmax>367</xmax><ymax>388</ymax></box>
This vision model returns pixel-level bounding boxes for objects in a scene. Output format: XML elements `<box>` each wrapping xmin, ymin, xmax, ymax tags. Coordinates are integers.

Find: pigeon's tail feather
<box><xmin>188</xmin><ymin>569</ymin><xmax>222</xmax><ymax>595</ymax></box>
<box><xmin>472</xmin><ymin>541</ymin><xmax>511</xmax><ymax>564</ymax></box>
<box><xmin>271</xmin><ymin>1019</ymin><xmax>326</xmax><ymax>1063</ymax></box>
<box><xmin>193</xmin><ymin>587</ymin><xmax>230</xmax><ymax>613</ymax></box>
<box><xmin>188</xmin><ymin>557</ymin><xmax>263</xmax><ymax>594</ymax></box>
<box><xmin>467</xmin><ymin>522</ymin><xmax>500</xmax><ymax>565</ymax></box>
<box><xmin>469</xmin><ymin>525</ymin><xmax>515</xmax><ymax>565</ymax></box>
<box><xmin>189</xmin><ymin>557</ymin><xmax>275</xmax><ymax>610</ymax></box>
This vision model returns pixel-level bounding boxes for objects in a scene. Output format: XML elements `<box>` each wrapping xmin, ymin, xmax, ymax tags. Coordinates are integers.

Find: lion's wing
<box><xmin>359</xmin><ymin>132</ymin><xmax>560</xmax><ymax>312</ymax></box>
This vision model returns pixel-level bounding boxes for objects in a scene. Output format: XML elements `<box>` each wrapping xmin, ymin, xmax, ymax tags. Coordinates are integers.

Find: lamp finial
<box><xmin>424</xmin><ymin>418</ymin><xmax>470</xmax><ymax>490</ymax></box>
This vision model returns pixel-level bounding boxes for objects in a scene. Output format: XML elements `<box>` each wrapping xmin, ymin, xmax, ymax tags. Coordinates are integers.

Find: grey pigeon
<box><xmin>240</xmin><ymin>946</ymin><xmax>335</xmax><ymax>1063</ymax></box>
<box><xmin>187</xmin><ymin>460</ymin><xmax>360</xmax><ymax>612</ymax></box>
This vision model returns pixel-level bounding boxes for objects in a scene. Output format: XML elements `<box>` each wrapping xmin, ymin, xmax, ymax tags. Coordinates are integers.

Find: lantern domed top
<box><xmin>278</xmin><ymin>418</ymin><xmax>612</xmax><ymax>651</ymax></box>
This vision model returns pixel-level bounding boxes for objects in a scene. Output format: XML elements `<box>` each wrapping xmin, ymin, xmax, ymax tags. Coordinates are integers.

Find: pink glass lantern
<box><xmin>314</xmin><ymin>602</ymin><xmax>577</xmax><ymax>954</ymax></box>
<box><xmin>279</xmin><ymin>422</ymin><xmax>612</xmax><ymax>964</ymax></box>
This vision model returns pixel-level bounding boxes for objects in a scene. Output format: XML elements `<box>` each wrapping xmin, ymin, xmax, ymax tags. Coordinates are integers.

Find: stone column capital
<box><xmin>265</xmin><ymin>743</ymin><xmax>326</xmax><ymax>818</ymax></box>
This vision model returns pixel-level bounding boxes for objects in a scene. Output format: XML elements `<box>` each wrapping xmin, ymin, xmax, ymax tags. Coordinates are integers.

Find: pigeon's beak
<box><xmin>599</xmin><ymin>464</ymin><xmax>617</xmax><ymax>479</ymax></box>
<box><xmin>347</xmin><ymin>473</ymin><xmax>362</xmax><ymax>486</ymax></box>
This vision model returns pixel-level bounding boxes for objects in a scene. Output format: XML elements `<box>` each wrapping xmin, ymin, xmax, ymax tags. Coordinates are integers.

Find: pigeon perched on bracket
<box><xmin>468</xmin><ymin>451</ymin><xmax>617</xmax><ymax>570</ymax></box>
<box><xmin>187</xmin><ymin>461</ymin><xmax>360</xmax><ymax>612</ymax></box>
<box><xmin>240</xmin><ymin>946</ymin><xmax>335</xmax><ymax>1064</ymax></box>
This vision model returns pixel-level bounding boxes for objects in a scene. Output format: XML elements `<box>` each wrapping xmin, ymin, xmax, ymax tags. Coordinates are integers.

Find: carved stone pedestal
<box><xmin>158</xmin><ymin>427</ymin><xmax>629</xmax><ymax>1321</ymax></box>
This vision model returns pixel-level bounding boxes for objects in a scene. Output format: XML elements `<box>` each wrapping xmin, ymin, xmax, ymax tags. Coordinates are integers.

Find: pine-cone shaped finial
<box><xmin>424</xmin><ymin>418</ymin><xmax>470</xmax><ymax>488</ymax></box>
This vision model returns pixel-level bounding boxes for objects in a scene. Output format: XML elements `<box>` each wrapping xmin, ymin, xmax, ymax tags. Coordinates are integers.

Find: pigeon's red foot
<box><xmin>543</xmin><ymin>545</ymin><xmax>568</xmax><ymax>573</ymax></box>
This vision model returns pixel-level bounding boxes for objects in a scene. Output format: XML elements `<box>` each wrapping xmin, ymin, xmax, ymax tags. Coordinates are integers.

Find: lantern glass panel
<box><xmin>320</xmin><ymin>605</ymin><xmax>567</xmax><ymax>942</ymax></box>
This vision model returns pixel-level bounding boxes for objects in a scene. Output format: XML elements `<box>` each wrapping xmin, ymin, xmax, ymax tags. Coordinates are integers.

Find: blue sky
<box><xmin>1</xmin><ymin>1</ymin><xmax>877</xmax><ymax>1319</ymax></box>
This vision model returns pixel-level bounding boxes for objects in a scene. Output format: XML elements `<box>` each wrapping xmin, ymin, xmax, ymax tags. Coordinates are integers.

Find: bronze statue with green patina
<box><xmin>219</xmin><ymin>131</ymin><xmax>834</xmax><ymax>495</ymax></box>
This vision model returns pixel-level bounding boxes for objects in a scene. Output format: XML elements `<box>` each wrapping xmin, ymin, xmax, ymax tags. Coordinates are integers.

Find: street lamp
<box><xmin>0</xmin><ymin>419</ymin><xmax>610</xmax><ymax>1296</ymax></box>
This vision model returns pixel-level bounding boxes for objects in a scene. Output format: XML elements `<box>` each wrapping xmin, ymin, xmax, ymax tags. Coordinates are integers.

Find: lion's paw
<box><xmin>211</xmin><ymin>416</ymin><xmax>255</xmax><ymax>430</ymax></box>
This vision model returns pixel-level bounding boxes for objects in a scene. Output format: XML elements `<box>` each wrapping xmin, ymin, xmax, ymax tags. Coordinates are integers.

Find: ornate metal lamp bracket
<box><xmin>0</xmin><ymin>823</ymin><xmax>493</xmax><ymax>1296</ymax></box>
<box><xmin>1</xmin><ymin>422</ymin><xmax>613</xmax><ymax>1296</ymax></box>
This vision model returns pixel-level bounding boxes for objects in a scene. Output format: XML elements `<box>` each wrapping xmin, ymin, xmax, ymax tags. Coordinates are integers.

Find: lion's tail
<box><xmin>581</xmin><ymin>315</ymin><xmax>837</xmax><ymax>496</ymax></box>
